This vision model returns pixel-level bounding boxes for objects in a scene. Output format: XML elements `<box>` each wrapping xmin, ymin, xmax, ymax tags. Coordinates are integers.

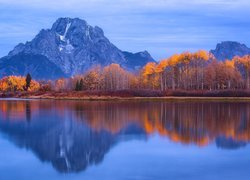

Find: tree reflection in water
<box><xmin>0</xmin><ymin>100</ymin><xmax>250</xmax><ymax>173</ymax></box>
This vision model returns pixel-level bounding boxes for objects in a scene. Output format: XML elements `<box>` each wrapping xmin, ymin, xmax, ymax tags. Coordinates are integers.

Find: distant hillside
<box><xmin>210</xmin><ymin>41</ymin><xmax>250</xmax><ymax>61</ymax></box>
<box><xmin>0</xmin><ymin>54</ymin><xmax>66</xmax><ymax>80</ymax></box>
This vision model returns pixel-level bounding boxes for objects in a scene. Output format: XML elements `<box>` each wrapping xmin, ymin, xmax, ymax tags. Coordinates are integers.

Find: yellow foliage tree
<box><xmin>0</xmin><ymin>76</ymin><xmax>40</xmax><ymax>92</ymax></box>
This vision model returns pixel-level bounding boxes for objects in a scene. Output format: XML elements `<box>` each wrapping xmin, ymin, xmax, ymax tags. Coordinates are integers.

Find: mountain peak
<box><xmin>51</xmin><ymin>17</ymin><xmax>87</xmax><ymax>33</ymax></box>
<box><xmin>0</xmin><ymin>17</ymin><xmax>155</xmax><ymax>79</ymax></box>
<box><xmin>216</xmin><ymin>41</ymin><xmax>249</xmax><ymax>50</ymax></box>
<box><xmin>210</xmin><ymin>41</ymin><xmax>250</xmax><ymax>61</ymax></box>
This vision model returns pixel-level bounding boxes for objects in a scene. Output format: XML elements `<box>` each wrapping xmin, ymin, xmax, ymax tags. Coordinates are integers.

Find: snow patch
<box><xmin>85</xmin><ymin>25</ymin><xmax>91</xmax><ymax>40</ymax></box>
<box><xmin>57</xmin><ymin>22</ymin><xmax>74</xmax><ymax>54</ymax></box>
<box><xmin>58</xmin><ymin>22</ymin><xmax>71</xmax><ymax>42</ymax></box>
<box><xmin>65</xmin><ymin>23</ymin><xmax>71</xmax><ymax>36</ymax></box>
<box><xmin>59</xmin><ymin>35</ymin><xmax>64</xmax><ymax>41</ymax></box>
<box><xmin>65</xmin><ymin>40</ymin><xmax>74</xmax><ymax>54</ymax></box>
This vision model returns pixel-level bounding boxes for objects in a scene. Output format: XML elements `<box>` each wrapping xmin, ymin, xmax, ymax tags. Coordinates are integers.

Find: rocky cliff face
<box><xmin>0</xmin><ymin>17</ymin><xmax>155</xmax><ymax>79</ymax></box>
<box><xmin>210</xmin><ymin>41</ymin><xmax>250</xmax><ymax>61</ymax></box>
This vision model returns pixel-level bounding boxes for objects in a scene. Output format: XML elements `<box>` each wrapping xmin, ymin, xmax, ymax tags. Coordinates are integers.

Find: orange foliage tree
<box><xmin>2</xmin><ymin>50</ymin><xmax>250</xmax><ymax>93</ymax></box>
<box><xmin>0</xmin><ymin>76</ymin><xmax>40</xmax><ymax>92</ymax></box>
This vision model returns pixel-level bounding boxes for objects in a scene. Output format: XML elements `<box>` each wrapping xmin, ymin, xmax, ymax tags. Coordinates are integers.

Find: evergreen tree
<box><xmin>75</xmin><ymin>80</ymin><xmax>80</xmax><ymax>91</ymax></box>
<box><xmin>79</xmin><ymin>78</ymin><xmax>84</xmax><ymax>91</ymax></box>
<box><xmin>25</xmin><ymin>73</ymin><xmax>32</xmax><ymax>91</ymax></box>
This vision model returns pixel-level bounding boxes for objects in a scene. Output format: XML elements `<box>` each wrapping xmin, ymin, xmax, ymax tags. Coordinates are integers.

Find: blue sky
<box><xmin>0</xmin><ymin>0</ymin><xmax>250</xmax><ymax>60</ymax></box>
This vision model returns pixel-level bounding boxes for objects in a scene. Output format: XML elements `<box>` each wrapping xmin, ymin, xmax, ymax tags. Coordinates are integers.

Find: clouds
<box><xmin>1</xmin><ymin>0</ymin><xmax>249</xmax><ymax>11</ymax></box>
<box><xmin>0</xmin><ymin>0</ymin><xmax>249</xmax><ymax>60</ymax></box>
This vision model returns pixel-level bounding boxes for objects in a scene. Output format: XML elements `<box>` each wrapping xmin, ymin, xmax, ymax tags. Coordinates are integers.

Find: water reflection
<box><xmin>0</xmin><ymin>100</ymin><xmax>250</xmax><ymax>173</ymax></box>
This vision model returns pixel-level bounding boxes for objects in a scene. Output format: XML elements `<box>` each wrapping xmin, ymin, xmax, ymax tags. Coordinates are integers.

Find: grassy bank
<box><xmin>2</xmin><ymin>90</ymin><xmax>250</xmax><ymax>102</ymax></box>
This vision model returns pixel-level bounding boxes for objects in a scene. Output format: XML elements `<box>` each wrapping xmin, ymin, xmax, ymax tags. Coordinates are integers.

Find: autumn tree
<box><xmin>55</xmin><ymin>78</ymin><xmax>66</xmax><ymax>91</ymax></box>
<box><xmin>234</xmin><ymin>55</ymin><xmax>250</xmax><ymax>89</ymax></box>
<box><xmin>2</xmin><ymin>50</ymin><xmax>249</xmax><ymax>94</ymax></box>
<box><xmin>39</xmin><ymin>81</ymin><xmax>52</xmax><ymax>92</ymax></box>
<box><xmin>83</xmin><ymin>70</ymin><xmax>100</xmax><ymax>90</ymax></box>
<box><xmin>0</xmin><ymin>76</ymin><xmax>40</xmax><ymax>92</ymax></box>
<box><xmin>192</xmin><ymin>50</ymin><xmax>209</xmax><ymax>90</ymax></box>
<box><xmin>167</xmin><ymin>54</ymin><xmax>179</xmax><ymax>90</ymax></box>
<box><xmin>0</xmin><ymin>77</ymin><xmax>8</xmax><ymax>92</ymax></box>
<box><xmin>224</xmin><ymin>60</ymin><xmax>242</xmax><ymax>89</ymax></box>
<box><xmin>29</xmin><ymin>80</ymin><xmax>40</xmax><ymax>91</ymax></box>
<box><xmin>155</xmin><ymin>60</ymin><xmax>168</xmax><ymax>91</ymax></box>
<box><xmin>103</xmin><ymin>63</ymin><xmax>130</xmax><ymax>90</ymax></box>
<box><xmin>142</xmin><ymin>62</ymin><xmax>158</xmax><ymax>89</ymax></box>
<box><xmin>205</xmin><ymin>60</ymin><xmax>217</xmax><ymax>90</ymax></box>
<box><xmin>7</xmin><ymin>76</ymin><xmax>26</xmax><ymax>91</ymax></box>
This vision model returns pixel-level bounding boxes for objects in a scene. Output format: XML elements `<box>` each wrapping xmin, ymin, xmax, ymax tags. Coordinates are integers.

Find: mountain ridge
<box><xmin>0</xmin><ymin>17</ymin><xmax>155</xmax><ymax>79</ymax></box>
<box><xmin>1</xmin><ymin>18</ymin><xmax>250</xmax><ymax>80</ymax></box>
<box><xmin>210</xmin><ymin>41</ymin><xmax>250</xmax><ymax>61</ymax></box>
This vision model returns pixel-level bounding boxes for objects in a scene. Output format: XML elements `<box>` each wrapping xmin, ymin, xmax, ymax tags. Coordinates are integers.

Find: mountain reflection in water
<box><xmin>0</xmin><ymin>100</ymin><xmax>250</xmax><ymax>173</ymax></box>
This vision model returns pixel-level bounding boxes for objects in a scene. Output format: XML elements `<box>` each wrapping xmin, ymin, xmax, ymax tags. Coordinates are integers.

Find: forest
<box><xmin>1</xmin><ymin>50</ymin><xmax>250</xmax><ymax>97</ymax></box>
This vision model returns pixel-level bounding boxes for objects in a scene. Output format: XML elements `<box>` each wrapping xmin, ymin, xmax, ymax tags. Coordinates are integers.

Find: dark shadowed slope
<box><xmin>0</xmin><ymin>54</ymin><xmax>66</xmax><ymax>80</ymax></box>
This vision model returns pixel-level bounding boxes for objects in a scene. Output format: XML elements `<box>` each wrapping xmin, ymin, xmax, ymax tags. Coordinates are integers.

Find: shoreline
<box><xmin>2</xmin><ymin>90</ymin><xmax>250</xmax><ymax>101</ymax></box>
<box><xmin>3</xmin><ymin>95</ymin><xmax>250</xmax><ymax>102</ymax></box>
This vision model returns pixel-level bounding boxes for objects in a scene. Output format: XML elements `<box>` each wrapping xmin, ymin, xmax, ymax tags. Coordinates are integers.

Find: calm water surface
<box><xmin>0</xmin><ymin>99</ymin><xmax>250</xmax><ymax>180</ymax></box>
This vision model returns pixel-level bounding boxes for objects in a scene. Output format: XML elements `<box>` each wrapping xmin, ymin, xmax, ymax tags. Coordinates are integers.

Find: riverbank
<box><xmin>2</xmin><ymin>90</ymin><xmax>250</xmax><ymax>102</ymax></box>
<box><xmin>25</xmin><ymin>96</ymin><xmax>250</xmax><ymax>102</ymax></box>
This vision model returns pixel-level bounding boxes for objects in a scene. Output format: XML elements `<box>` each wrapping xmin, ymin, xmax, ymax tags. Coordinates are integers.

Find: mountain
<box><xmin>0</xmin><ymin>101</ymin><xmax>147</xmax><ymax>173</ymax></box>
<box><xmin>0</xmin><ymin>17</ymin><xmax>155</xmax><ymax>79</ymax></box>
<box><xmin>0</xmin><ymin>116</ymin><xmax>115</xmax><ymax>173</ymax></box>
<box><xmin>122</xmin><ymin>51</ymin><xmax>154</xmax><ymax>69</ymax></box>
<box><xmin>210</xmin><ymin>41</ymin><xmax>250</xmax><ymax>61</ymax></box>
<box><xmin>0</xmin><ymin>54</ymin><xmax>66</xmax><ymax>80</ymax></box>
<box><xmin>216</xmin><ymin>136</ymin><xmax>247</xmax><ymax>150</ymax></box>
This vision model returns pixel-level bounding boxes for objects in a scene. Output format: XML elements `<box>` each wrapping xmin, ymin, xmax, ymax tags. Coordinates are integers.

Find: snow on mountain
<box><xmin>0</xmin><ymin>17</ymin><xmax>155</xmax><ymax>79</ymax></box>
